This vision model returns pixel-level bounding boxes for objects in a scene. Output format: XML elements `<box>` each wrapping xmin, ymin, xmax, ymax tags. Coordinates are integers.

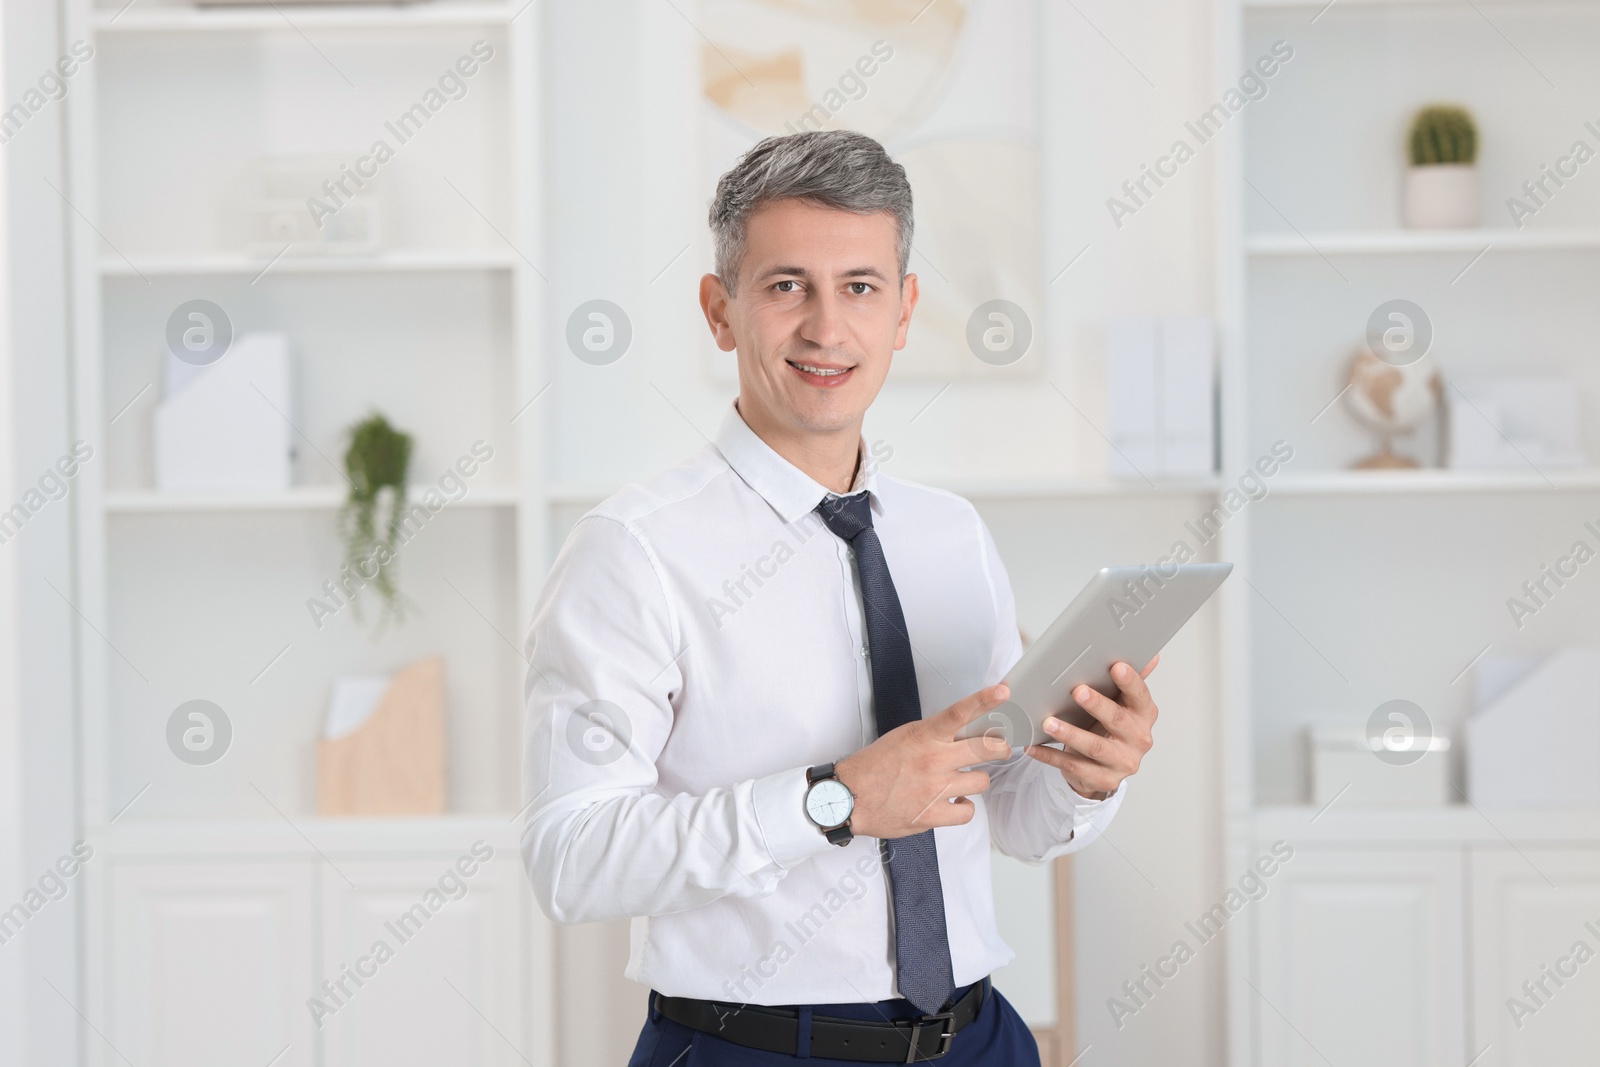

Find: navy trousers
<box><xmin>625</xmin><ymin>980</ymin><xmax>1041</xmax><ymax>1066</ymax></box>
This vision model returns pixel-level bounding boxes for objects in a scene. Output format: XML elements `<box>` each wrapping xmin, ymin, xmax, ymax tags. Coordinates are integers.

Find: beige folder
<box><xmin>316</xmin><ymin>655</ymin><xmax>445</xmax><ymax>816</ymax></box>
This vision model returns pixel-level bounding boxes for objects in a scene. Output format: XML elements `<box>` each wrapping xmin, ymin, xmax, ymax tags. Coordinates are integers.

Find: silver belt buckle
<box><xmin>904</xmin><ymin>1010</ymin><xmax>955</xmax><ymax>1062</ymax></box>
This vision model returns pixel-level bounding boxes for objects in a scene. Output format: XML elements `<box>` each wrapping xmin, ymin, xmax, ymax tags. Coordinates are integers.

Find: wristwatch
<box><xmin>804</xmin><ymin>763</ymin><xmax>855</xmax><ymax>846</ymax></box>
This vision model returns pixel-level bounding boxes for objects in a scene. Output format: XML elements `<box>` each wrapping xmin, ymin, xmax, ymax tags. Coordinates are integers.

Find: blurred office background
<box><xmin>4</xmin><ymin>0</ymin><xmax>1600</xmax><ymax>1064</ymax></box>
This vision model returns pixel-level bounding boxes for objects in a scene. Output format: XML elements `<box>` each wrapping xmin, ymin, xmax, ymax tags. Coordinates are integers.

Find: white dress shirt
<box><xmin>520</xmin><ymin>401</ymin><xmax>1123</xmax><ymax>1006</ymax></box>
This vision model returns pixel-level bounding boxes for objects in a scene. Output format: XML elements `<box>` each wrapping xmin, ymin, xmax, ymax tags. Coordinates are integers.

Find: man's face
<box><xmin>700</xmin><ymin>199</ymin><xmax>917</xmax><ymax>438</ymax></box>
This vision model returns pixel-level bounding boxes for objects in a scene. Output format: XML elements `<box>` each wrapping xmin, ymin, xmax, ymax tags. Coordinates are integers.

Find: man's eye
<box><xmin>848</xmin><ymin>282</ymin><xmax>872</xmax><ymax>295</ymax></box>
<box><xmin>774</xmin><ymin>280</ymin><xmax>799</xmax><ymax>293</ymax></box>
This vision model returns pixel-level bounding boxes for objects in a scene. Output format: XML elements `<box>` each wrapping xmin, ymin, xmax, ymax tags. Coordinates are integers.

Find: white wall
<box><xmin>0</xmin><ymin>10</ymin><xmax>23</xmax><ymax>1062</ymax></box>
<box><xmin>1039</xmin><ymin>3</ymin><xmax>1229</xmax><ymax>1062</ymax></box>
<box><xmin>3</xmin><ymin>1</ymin><xmax>84</xmax><ymax>1063</ymax></box>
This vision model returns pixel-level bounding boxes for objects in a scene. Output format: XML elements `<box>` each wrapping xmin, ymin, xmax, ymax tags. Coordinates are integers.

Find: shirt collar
<box><xmin>713</xmin><ymin>400</ymin><xmax>880</xmax><ymax>525</ymax></box>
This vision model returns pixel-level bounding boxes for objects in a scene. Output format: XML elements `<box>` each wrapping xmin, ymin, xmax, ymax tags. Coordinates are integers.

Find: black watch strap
<box><xmin>806</xmin><ymin>763</ymin><xmax>854</xmax><ymax>846</ymax></box>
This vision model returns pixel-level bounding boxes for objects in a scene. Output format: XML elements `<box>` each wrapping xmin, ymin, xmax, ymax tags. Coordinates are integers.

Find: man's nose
<box><xmin>799</xmin><ymin>290</ymin><xmax>850</xmax><ymax>349</ymax></box>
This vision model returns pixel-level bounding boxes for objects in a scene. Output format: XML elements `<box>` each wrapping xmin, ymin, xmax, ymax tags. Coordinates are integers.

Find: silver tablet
<box><xmin>955</xmin><ymin>563</ymin><xmax>1233</xmax><ymax>747</ymax></box>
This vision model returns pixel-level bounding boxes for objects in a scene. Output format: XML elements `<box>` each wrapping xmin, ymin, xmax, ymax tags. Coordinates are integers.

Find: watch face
<box><xmin>805</xmin><ymin>778</ymin><xmax>854</xmax><ymax>828</ymax></box>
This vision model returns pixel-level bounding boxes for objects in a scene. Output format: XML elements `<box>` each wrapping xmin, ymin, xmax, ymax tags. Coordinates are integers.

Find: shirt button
<box><xmin>861</xmin><ymin>644</ymin><xmax>870</xmax><ymax>659</ymax></box>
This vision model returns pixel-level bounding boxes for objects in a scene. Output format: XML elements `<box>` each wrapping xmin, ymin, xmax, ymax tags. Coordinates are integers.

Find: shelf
<box><xmin>101</xmin><ymin>249</ymin><xmax>520</xmax><ymax>278</ymax></box>
<box><xmin>94</xmin><ymin>2</ymin><xmax>515</xmax><ymax>33</ymax></box>
<box><xmin>1268</xmin><ymin>468</ymin><xmax>1600</xmax><ymax>494</ymax></box>
<box><xmin>1246</xmin><ymin>227</ymin><xmax>1600</xmax><ymax>256</ymax></box>
<box><xmin>94</xmin><ymin>815</ymin><xmax>524</xmax><ymax>856</ymax></box>
<box><xmin>104</xmin><ymin>485</ymin><xmax>521</xmax><ymax>513</ymax></box>
<box><xmin>1267</xmin><ymin>468</ymin><xmax>1600</xmax><ymax>494</ymax></box>
<box><xmin>1244</xmin><ymin>0</ymin><xmax>1600</xmax><ymax>9</ymax></box>
<box><xmin>936</xmin><ymin>476</ymin><xmax>1221</xmax><ymax>499</ymax></box>
<box><xmin>545</xmin><ymin>477</ymin><xmax>1222</xmax><ymax>506</ymax></box>
<box><xmin>1252</xmin><ymin>805</ymin><xmax>1600</xmax><ymax>845</ymax></box>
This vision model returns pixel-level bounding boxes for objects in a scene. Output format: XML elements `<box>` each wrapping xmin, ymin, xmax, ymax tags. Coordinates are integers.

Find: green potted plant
<box><xmin>340</xmin><ymin>412</ymin><xmax>413</xmax><ymax>631</ymax></box>
<box><xmin>1404</xmin><ymin>104</ymin><xmax>1479</xmax><ymax>228</ymax></box>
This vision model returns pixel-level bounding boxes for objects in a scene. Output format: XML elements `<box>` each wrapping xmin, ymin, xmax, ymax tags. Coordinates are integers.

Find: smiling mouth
<box><xmin>786</xmin><ymin>359</ymin><xmax>856</xmax><ymax>385</ymax></box>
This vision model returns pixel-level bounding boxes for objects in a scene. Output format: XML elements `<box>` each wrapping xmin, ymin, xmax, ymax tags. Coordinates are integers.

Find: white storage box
<box><xmin>1468</xmin><ymin>647</ymin><xmax>1600</xmax><ymax>808</ymax></box>
<box><xmin>153</xmin><ymin>332</ymin><xmax>294</xmax><ymax>492</ymax></box>
<box><xmin>1309</xmin><ymin>727</ymin><xmax>1452</xmax><ymax>807</ymax></box>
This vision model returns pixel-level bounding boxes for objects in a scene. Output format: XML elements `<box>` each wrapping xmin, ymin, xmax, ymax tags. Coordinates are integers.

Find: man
<box><xmin>521</xmin><ymin>130</ymin><xmax>1160</xmax><ymax>1065</ymax></box>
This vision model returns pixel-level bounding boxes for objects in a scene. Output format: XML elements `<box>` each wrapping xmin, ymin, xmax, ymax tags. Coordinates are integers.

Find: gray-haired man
<box><xmin>521</xmin><ymin>130</ymin><xmax>1160</xmax><ymax>1065</ymax></box>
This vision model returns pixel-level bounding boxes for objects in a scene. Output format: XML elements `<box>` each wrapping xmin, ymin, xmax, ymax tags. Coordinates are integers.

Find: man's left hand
<box><xmin>1024</xmin><ymin>655</ymin><xmax>1159</xmax><ymax>800</ymax></box>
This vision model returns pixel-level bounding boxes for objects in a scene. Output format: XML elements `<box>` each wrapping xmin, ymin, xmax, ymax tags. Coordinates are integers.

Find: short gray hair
<box><xmin>708</xmin><ymin>130</ymin><xmax>913</xmax><ymax>293</ymax></box>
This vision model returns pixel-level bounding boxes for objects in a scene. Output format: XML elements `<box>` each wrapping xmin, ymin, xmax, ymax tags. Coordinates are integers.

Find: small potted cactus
<box><xmin>1404</xmin><ymin>104</ymin><xmax>1479</xmax><ymax>228</ymax></box>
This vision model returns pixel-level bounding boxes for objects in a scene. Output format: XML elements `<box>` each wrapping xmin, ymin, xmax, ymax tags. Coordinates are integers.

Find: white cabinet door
<box><xmin>107</xmin><ymin>860</ymin><xmax>315</xmax><ymax>1067</ymax></box>
<box><xmin>1470</xmin><ymin>847</ymin><xmax>1600</xmax><ymax>1066</ymax></box>
<box><xmin>318</xmin><ymin>849</ymin><xmax>526</xmax><ymax>1067</ymax></box>
<box><xmin>1253</xmin><ymin>847</ymin><xmax>1466</xmax><ymax>1067</ymax></box>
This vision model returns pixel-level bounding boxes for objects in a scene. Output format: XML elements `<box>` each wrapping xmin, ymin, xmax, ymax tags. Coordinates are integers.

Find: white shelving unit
<box><xmin>1220</xmin><ymin>0</ymin><xmax>1600</xmax><ymax>1063</ymax></box>
<box><xmin>1270</xmin><ymin>468</ymin><xmax>1600</xmax><ymax>493</ymax></box>
<box><xmin>93</xmin><ymin>2</ymin><xmax>516</xmax><ymax>32</ymax></box>
<box><xmin>99</xmin><ymin>249</ymin><xmax>520</xmax><ymax>276</ymax></box>
<box><xmin>103</xmin><ymin>485</ymin><xmax>522</xmax><ymax>512</ymax></box>
<box><xmin>545</xmin><ymin>477</ymin><xmax>1223</xmax><ymax>508</ymax></box>
<box><xmin>63</xmin><ymin>2</ymin><xmax>553</xmax><ymax>1064</ymax></box>
<box><xmin>73</xmin><ymin>1</ymin><xmax>545</xmax><ymax>824</ymax></box>
<box><xmin>1242</xmin><ymin>0</ymin><xmax>1600</xmax><ymax>8</ymax></box>
<box><xmin>1247</xmin><ymin>226</ymin><xmax>1600</xmax><ymax>255</ymax></box>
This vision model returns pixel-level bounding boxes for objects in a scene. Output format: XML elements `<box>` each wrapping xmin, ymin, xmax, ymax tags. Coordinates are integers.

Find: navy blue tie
<box><xmin>815</xmin><ymin>491</ymin><xmax>956</xmax><ymax>1015</ymax></box>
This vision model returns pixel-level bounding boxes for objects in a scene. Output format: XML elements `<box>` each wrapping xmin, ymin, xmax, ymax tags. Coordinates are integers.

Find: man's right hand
<box><xmin>833</xmin><ymin>684</ymin><xmax>1013</xmax><ymax>840</ymax></box>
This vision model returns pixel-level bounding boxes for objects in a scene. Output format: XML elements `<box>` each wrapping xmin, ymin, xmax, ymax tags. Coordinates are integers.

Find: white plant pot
<box><xmin>1404</xmin><ymin>164</ymin><xmax>1479</xmax><ymax>229</ymax></box>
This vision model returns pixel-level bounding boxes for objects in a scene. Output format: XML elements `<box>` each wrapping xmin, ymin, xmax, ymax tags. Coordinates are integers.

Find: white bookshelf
<box><xmin>543</xmin><ymin>476</ymin><xmax>1224</xmax><ymax>507</ymax></box>
<box><xmin>63</xmin><ymin>2</ymin><xmax>555</xmax><ymax>1063</ymax></box>
<box><xmin>1254</xmin><ymin>806</ymin><xmax>1600</xmax><ymax>844</ymax></box>
<box><xmin>1244</xmin><ymin>0</ymin><xmax>1600</xmax><ymax>8</ymax></box>
<box><xmin>70</xmin><ymin>2</ymin><xmax>545</xmax><ymax>816</ymax></box>
<box><xmin>99</xmin><ymin>249</ymin><xmax>520</xmax><ymax>277</ymax></box>
<box><xmin>103</xmin><ymin>485</ymin><xmax>522</xmax><ymax>512</ymax></box>
<box><xmin>1270</xmin><ymin>468</ymin><xmax>1600</xmax><ymax>493</ymax></box>
<box><xmin>1247</xmin><ymin>226</ymin><xmax>1600</xmax><ymax>255</ymax></box>
<box><xmin>1221</xmin><ymin>0</ymin><xmax>1600</xmax><ymax>1061</ymax></box>
<box><xmin>96</xmin><ymin>814</ymin><xmax>525</xmax><ymax>856</ymax></box>
<box><xmin>93</xmin><ymin>2</ymin><xmax>517</xmax><ymax>33</ymax></box>
<box><xmin>68</xmin><ymin>4</ymin><xmax>544</xmax><ymax>815</ymax></box>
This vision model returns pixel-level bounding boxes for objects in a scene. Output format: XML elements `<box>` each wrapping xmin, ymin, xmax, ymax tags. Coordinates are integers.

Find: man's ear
<box><xmin>893</xmin><ymin>272</ymin><xmax>919</xmax><ymax>351</ymax></box>
<box><xmin>699</xmin><ymin>273</ymin><xmax>738</xmax><ymax>353</ymax></box>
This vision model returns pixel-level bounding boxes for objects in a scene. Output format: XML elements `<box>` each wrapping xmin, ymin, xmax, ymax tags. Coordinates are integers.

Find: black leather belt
<box><xmin>651</xmin><ymin>976</ymin><xmax>989</xmax><ymax>1062</ymax></box>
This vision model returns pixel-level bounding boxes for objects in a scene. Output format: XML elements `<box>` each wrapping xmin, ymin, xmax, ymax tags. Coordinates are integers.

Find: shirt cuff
<box><xmin>751</xmin><ymin>766</ymin><xmax>837</xmax><ymax>870</ymax></box>
<box><xmin>1048</xmin><ymin>774</ymin><xmax>1125</xmax><ymax>810</ymax></box>
<box><xmin>1044</xmin><ymin>771</ymin><xmax>1127</xmax><ymax>843</ymax></box>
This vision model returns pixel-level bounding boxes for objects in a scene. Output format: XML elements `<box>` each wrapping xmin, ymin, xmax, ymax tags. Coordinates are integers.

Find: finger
<box><xmin>1067</xmin><ymin>682</ymin><xmax>1139</xmax><ymax>741</ymax></box>
<box><xmin>1042</xmin><ymin>717</ymin><xmax>1134</xmax><ymax>770</ymax></box>
<box><xmin>953</xmin><ymin>721</ymin><xmax>1015</xmax><ymax>767</ymax></box>
<box><xmin>1068</xmin><ymin>684</ymin><xmax>1132</xmax><ymax>742</ymax></box>
<box><xmin>950</xmin><ymin>768</ymin><xmax>992</xmax><ymax>797</ymax></box>
<box><xmin>1109</xmin><ymin>661</ymin><xmax>1157</xmax><ymax>716</ymax></box>
<box><xmin>1138</xmin><ymin>653</ymin><xmax>1159</xmax><ymax>680</ymax></box>
<box><xmin>907</xmin><ymin>770</ymin><xmax>990</xmax><ymax>830</ymax></box>
<box><xmin>912</xmin><ymin>768</ymin><xmax>991</xmax><ymax>810</ymax></box>
<box><xmin>928</xmin><ymin>683</ymin><xmax>1010</xmax><ymax>738</ymax></box>
<box><xmin>1023</xmin><ymin>745</ymin><xmax>1124</xmax><ymax>794</ymax></box>
<box><xmin>911</xmin><ymin>795</ymin><xmax>976</xmax><ymax>830</ymax></box>
<box><xmin>905</xmin><ymin>770</ymin><xmax>984</xmax><ymax>827</ymax></box>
